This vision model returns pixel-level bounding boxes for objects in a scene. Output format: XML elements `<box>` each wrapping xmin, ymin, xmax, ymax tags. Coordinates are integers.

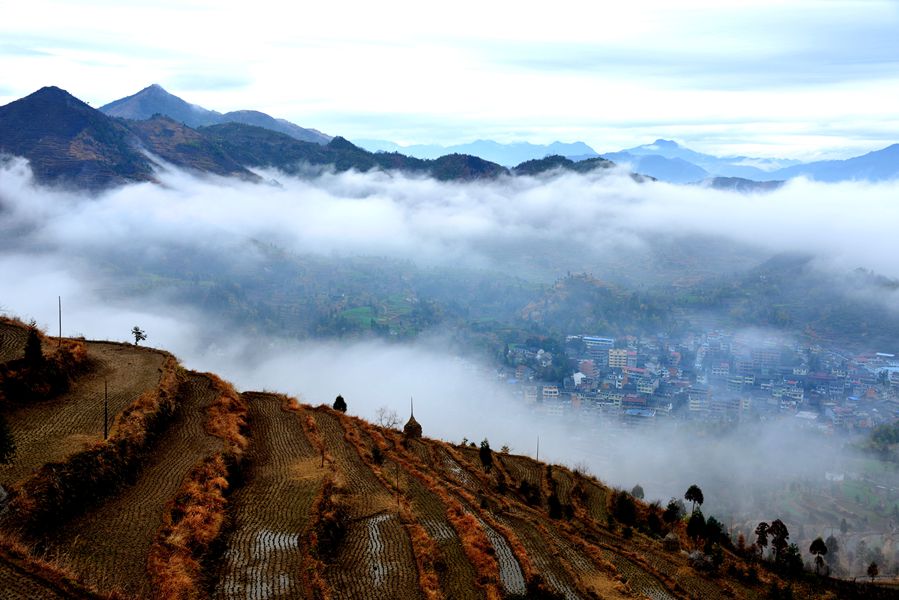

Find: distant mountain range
<box><xmin>363</xmin><ymin>136</ymin><xmax>899</xmax><ymax>185</ymax></box>
<box><xmin>2</xmin><ymin>85</ymin><xmax>896</xmax><ymax>190</ymax></box>
<box><xmin>355</xmin><ymin>138</ymin><xmax>598</xmax><ymax>167</ymax></box>
<box><xmin>100</xmin><ymin>84</ymin><xmax>332</xmax><ymax>145</ymax></box>
<box><xmin>601</xmin><ymin>138</ymin><xmax>899</xmax><ymax>184</ymax></box>
<box><xmin>0</xmin><ymin>87</ymin><xmax>624</xmax><ymax>189</ymax></box>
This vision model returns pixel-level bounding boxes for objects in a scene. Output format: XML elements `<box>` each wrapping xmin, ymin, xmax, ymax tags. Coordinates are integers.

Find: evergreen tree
<box><xmin>631</xmin><ymin>484</ymin><xmax>645</xmax><ymax>499</ymax></box>
<box><xmin>755</xmin><ymin>522</ymin><xmax>770</xmax><ymax>557</ymax></box>
<box><xmin>809</xmin><ymin>537</ymin><xmax>827</xmax><ymax>574</ymax></box>
<box><xmin>333</xmin><ymin>394</ymin><xmax>347</xmax><ymax>412</ymax></box>
<box><xmin>479</xmin><ymin>438</ymin><xmax>493</xmax><ymax>472</ymax></box>
<box><xmin>664</xmin><ymin>498</ymin><xmax>686</xmax><ymax>523</ymax></box>
<box><xmin>685</xmin><ymin>484</ymin><xmax>704</xmax><ymax>514</ymax></box>
<box><xmin>687</xmin><ymin>510</ymin><xmax>706</xmax><ymax>541</ymax></box>
<box><xmin>24</xmin><ymin>325</ymin><xmax>44</xmax><ymax>367</ymax></box>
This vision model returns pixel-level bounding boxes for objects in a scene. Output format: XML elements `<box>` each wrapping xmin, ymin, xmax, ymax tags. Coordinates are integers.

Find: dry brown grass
<box><xmin>148</xmin><ymin>454</ymin><xmax>230</xmax><ymax>600</ymax></box>
<box><xmin>0</xmin><ymin>531</ymin><xmax>113</xmax><ymax>599</ymax></box>
<box><xmin>147</xmin><ymin>375</ymin><xmax>246</xmax><ymax>599</ymax></box>
<box><xmin>302</xmin><ymin>473</ymin><xmax>344</xmax><ymax>600</ymax></box>
<box><xmin>203</xmin><ymin>374</ymin><xmax>249</xmax><ymax>456</ymax></box>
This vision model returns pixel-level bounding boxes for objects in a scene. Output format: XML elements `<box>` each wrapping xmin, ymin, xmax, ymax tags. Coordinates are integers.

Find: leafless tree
<box><xmin>376</xmin><ymin>406</ymin><xmax>400</xmax><ymax>429</ymax></box>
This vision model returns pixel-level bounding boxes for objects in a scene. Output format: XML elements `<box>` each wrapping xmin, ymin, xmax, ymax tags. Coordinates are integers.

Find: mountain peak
<box><xmin>328</xmin><ymin>136</ymin><xmax>360</xmax><ymax>151</ymax></box>
<box><xmin>25</xmin><ymin>86</ymin><xmax>83</xmax><ymax>104</ymax></box>
<box><xmin>143</xmin><ymin>83</ymin><xmax>170</xmax><ymax>95</ymax></box>
<box><xmin>651</xmin><ymin>139</ymin><xmax>679</xmax><ymax>148</ymax></box>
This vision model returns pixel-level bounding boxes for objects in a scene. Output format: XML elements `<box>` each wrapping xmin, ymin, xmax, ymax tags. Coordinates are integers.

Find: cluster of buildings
<box><xmin>500</xmin><ymin>330</ymin><xmax>899</xmax><ymax>432</ymax></box>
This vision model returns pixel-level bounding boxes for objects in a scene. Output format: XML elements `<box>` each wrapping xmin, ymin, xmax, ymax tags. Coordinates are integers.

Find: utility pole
<box><xmin>58</xmin><ymin>296</ymin><xmax>62</xmax><ymax>348</ymax></box>
<box><xmin>536</xmin><ymin>435</ymin><xmax>540</xmax><ymax>462</ymax></box>
<box><xmin>103</xmin><ymin>379</ymin><xmax>109</xmax><ymax>440</ymax></box>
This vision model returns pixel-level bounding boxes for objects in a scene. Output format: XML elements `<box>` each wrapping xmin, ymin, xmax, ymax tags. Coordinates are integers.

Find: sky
<box><xmin>2</xmin><ymin>0</ymin><xmax>899</xmax><ymax>159</ymax></box>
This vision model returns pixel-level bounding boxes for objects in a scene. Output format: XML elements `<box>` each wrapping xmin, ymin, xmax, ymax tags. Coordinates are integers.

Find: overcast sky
<box><xmin>2</xmin><ymin>0</ymin><xmax>899</xmax><ymax>159</ymax></box>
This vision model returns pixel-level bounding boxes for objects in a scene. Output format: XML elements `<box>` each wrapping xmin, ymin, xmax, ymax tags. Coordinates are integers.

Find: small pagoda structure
<box><xmin>403</xmin><ymin>397</ymin><xmax>422</xmax><ymax>439</ymax></box>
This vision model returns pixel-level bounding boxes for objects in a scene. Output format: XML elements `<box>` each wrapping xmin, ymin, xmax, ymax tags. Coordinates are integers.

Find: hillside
<box><xmin>0</xmin><ymin>317</ymin><xmax>892</xmax><ymax>599</ymax></box>
<box><xmin>0</xmin><ymin>87</ymin><xmax>156</xmax><ymax>189</ymax></box>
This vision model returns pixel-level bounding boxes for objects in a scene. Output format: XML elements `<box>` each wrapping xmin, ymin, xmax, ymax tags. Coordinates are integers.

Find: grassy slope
<box><xmin>1</xmin><ymin>341</ymin><xmax>165</xmax><ymax>487</ymax></box>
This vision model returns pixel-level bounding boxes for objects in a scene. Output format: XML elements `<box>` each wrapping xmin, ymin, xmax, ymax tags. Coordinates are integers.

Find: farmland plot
<box><xmin>551</xmin><ymin>467</ymin><xmax>575</xmax><ymax>506</ymax></box>
<box><xmin>499</xmin><ymin>514</ymin><xmax>581</xmax><ymax>600</ymax></box>
<box><xmin>470</xmin><ymin>512</ymin><xmax>526</xmax><ymax>597</ymax></box>
<box><xmin>598</xmin><ymin>547</ymin><xmax>678</xmax><ymax>600</ymax></box>
<box><xmin>312</xmin><ymin>409</ymin><xmax>422</xmax><ymax>600</ymax></box>
<box><xmin>434</xmin><ymin>446</ymin><xmax>484</xmax><ymax>494</ymax></box>
<box><xmin>404</xmin><ymin>471</ymin><xmax>483</xmax><ymax>600</ymax></box>
<box><xmin>43</xmin><ymin>373</ymin><xmax>223</xmax><ymax>597</ymax></box>
<box><xmin>623</xmin><ymin>542</ymin><xmax>739</xmax><ymax>600</ymax></box>
<box><xmin>0</xmin><ymin>558</ymin><xmax>69</xmax><ymax>600</ymax></box>
<box><xmin>213</xmin><ymin>393</ymin><xmax>325</xmax><ymax>600</ymax></box>
<box><xmin>1</xmin><ymin>342</ymin><xmax>165</xmax><ymax>487</ymax></box>
<box><xmin>499</xmin><ymin>455</ymin><xmax>543</xmax><ymax>489</ymax></box>
<box><xmin>546</xmin><ymin>530</ymin><xmax>635</xmax><ymax>600</ymax></box>
<box><xmin>0</xmin><ymin>321</ymin><xmax>27</xmax><ymax>365</ymax></box>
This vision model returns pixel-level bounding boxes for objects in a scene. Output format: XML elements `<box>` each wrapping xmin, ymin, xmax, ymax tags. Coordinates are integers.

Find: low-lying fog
<box><xmin>0</xmin><ymin>156</ymin><xmax>894</xmax><ymax>524</ymax></box>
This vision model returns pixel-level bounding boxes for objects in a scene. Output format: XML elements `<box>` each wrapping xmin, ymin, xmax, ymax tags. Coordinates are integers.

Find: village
<box><xmin>498</xmin><ymin>330</ymin><xmax>899</xmax><ymax>434</ymax></box>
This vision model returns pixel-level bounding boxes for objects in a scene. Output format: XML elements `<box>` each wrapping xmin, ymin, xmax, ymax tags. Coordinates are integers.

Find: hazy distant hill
<box><xmin>0</xmin><ymin>86</ymin><xmax>156</xmax><ymax>188</ymax></box>
<box><xmin>772</xmin><ymin>143</ymin><xmax>899</xmax><ymax>182</ymax></box>
<box><xmin>603</xmin><ymin>138</ymin><xmax>899</xmax><ymax>183</ymax></box>
<box><xmin>700</xmin><ymin>177</ymin><xmax>784</xmax><ymax>192</ymax></box>
<box><xmin>100</xmin><ymin>84</ymin><xmax>331</xmax><ymax>144</ymax></box>
<box><xmin>602</xmin><ymin>151</ymin><xmax>709</xmax><ymax>184</ymax></box>
<box><xmin>218</xmin><ymin>109</ymin><xmax>331</xmax><ymax>144</ymax></box>
<box><xmin>356</xmin><ymin>138</ymin><xmax>599</xmax><ymax>166</ymax></box>
<box><xmin>126</xmin><ymin>116</ymin><xmax>256</xmax><ymax>179</ymax></box>
<box><xmin>605</xmin><ymin>139</ymin><xmax>798</xmax><ymax>182</ymax></box>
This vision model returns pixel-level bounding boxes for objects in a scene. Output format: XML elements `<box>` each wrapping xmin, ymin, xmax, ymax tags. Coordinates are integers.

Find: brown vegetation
<box><xmin>148</xmin><ymin>375</ymin><xmax>247</xmax><ymax>599</ymax></box>
<box><xmin>0</xmin><ymin>532</ymin><xmax>108</xmax><ymax>600</ymax></box>
<box><xmin>148</xmin><ymin>454</ymin><xmax>231</xmax><ymax>599</ymax></box>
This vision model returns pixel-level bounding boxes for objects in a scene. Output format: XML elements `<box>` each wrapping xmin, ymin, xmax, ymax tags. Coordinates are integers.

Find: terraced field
<box><xmin>0</xmin><ymin>557</ymin><xmax>70</xmax><ymax>600</ymax></box>
<box><xmin>213</xmin><ymin>393</ymin><xmax>324</xmax><ymax>600</ymax></box>
<box><xmin>42</xmin><ymin>373</ymin><xmax>223</xmax><ymax>597</ymax></box>
<box><xmin>0</xmin><ymin>320</ymin><xmax>28</xmax><ymax>364</ymax></box>
<box><xmin>1</xmin><ymin>341</ymin><xmax>166</xmax><ymax>487</ymax></box>
<box><xmin>312</xmin><ymin>409</ymin><xmax>422</xmax><ymax>600</ymax></box>
<box><xmin>499</xmin><ymin>514</ymin><xmax>581</xmax><ymax>599</ymax></box>
<box><xmin>0</xmin><ymin>323</ymin><xmax>860</xmax><ymax>600</ymax></box>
